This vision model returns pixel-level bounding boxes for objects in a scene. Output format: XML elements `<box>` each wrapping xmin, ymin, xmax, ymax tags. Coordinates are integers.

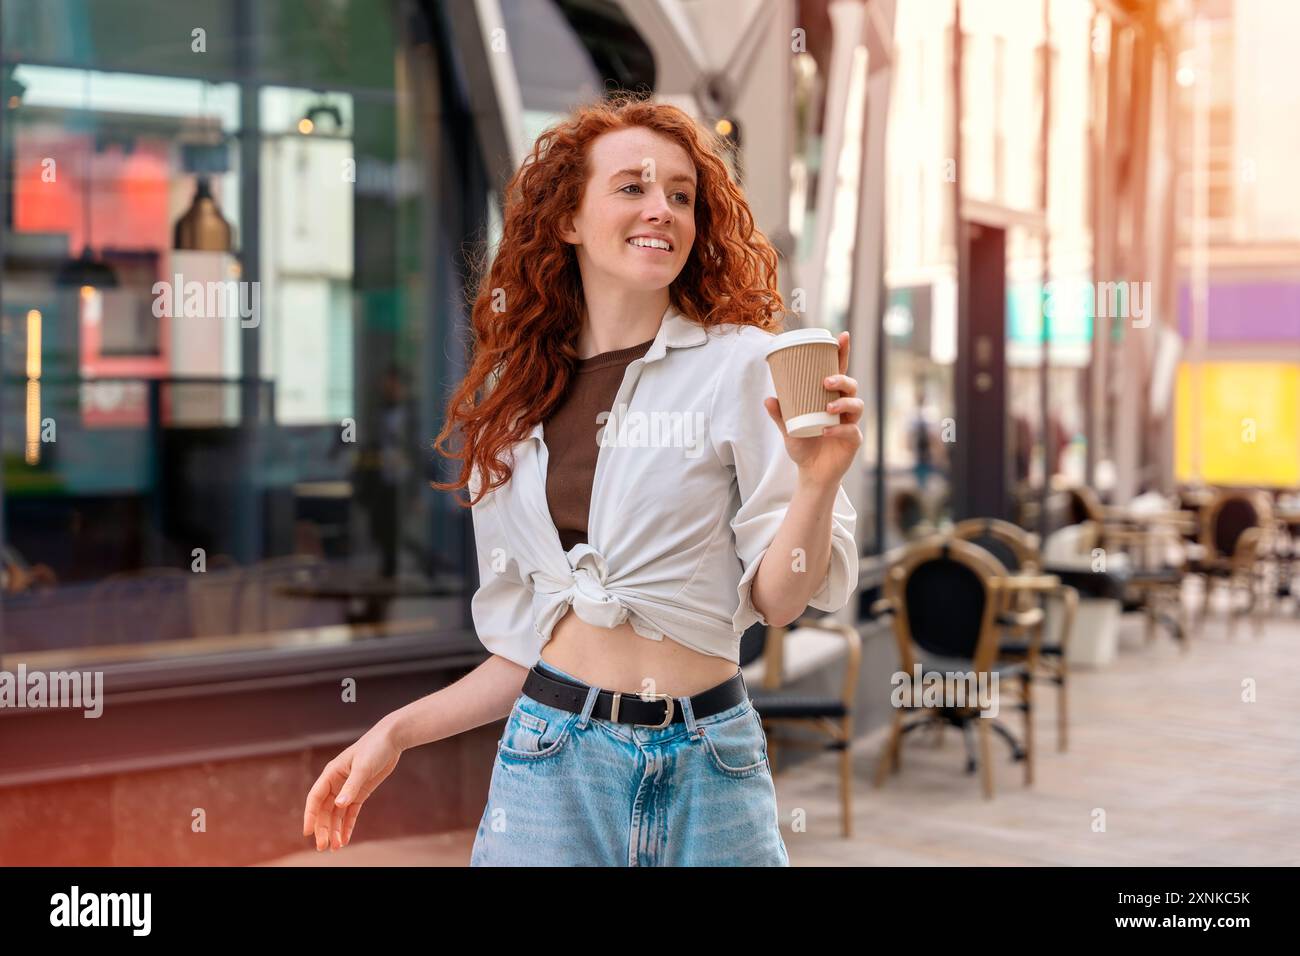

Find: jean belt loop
<box><xmin>678</xmin><ymin>693</ymin><xmax>699</xmax><ymax>736</ymax></box>
<box><xmin>577</xmin><ymin>684</ymin><xmax>601</xmax><ymax>730</ymax></box>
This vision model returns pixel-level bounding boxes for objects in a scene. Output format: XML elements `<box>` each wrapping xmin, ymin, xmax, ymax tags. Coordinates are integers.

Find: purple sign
<box><xmin>1178</xmin><ymin>282</ymin><xmax>1300</xmax><ymax>342</ymax></box>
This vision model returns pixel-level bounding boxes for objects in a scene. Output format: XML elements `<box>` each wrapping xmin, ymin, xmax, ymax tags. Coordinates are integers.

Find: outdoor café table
<box><xmin>1040</xmin><ymin>564</ymin><xmax>1129</xmax><ymax>602</ymax></box>
<box><xmin>1106</xmin><ymin>507</ymin><xmax>1199</xmax><ymax>538</ymax></box>
<box><xmin>1049</xmin><ymin>521</ymin><xmax>1188</xmax><ymax>645</ymax></box>
<box><xmin>1084</xmin><ymin>505</ymin><xmax>1198</xmax><ymax>570</ymax></box>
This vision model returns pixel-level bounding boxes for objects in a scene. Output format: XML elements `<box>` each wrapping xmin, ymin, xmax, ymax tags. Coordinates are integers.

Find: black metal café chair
<box><xmin>870</xmin><ymin>536</ymin><xmax>1042</xmax><ymax>799</ymax></box>
<box><xmin>743</xmin><ymin>615</ymin><xmax>862</xmax><ymax>837</ymax></box>
<box><xmin>952</xmin><ymin>518</ymin><xmax>1078</xmax><ymax>752</ymax></box>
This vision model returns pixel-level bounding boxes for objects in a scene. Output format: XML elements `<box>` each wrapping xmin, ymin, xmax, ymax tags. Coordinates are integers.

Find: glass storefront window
<box><xmin>881</xmin><ymin>282</ymin><xmax>956</xmax><ymax>548</ymax></box>
<box><xmin>0</xmin><ymin>0</ymin><xmax>489</xmax><ymax>667</ymax></box>
<box><xmin>1005</xmin><ymin>247</ymin><xmax>1092</xmax><ymax>525</ymax></box>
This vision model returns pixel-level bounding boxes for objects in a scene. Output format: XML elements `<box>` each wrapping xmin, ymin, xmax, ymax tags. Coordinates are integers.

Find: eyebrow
<box><xmin>607</xmin><ymin>167</ymin><xmax>697</xmax><ymax>188</ymax></box>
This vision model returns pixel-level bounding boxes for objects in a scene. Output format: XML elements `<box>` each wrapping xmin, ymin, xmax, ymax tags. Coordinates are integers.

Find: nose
<box><xmin>643</xmin><ymin>189</ymin><xmax>673</xmax><ymax>224</ymax></box>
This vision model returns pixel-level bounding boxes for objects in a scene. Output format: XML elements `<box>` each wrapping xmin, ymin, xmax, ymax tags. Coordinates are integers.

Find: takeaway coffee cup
<box><xmin>764</xmin><ymin>328</ymin><xmax>841</xmax><ymax>438</ymax></box>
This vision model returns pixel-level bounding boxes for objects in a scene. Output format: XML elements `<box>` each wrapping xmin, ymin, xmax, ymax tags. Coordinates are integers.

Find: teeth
<box><xmin>628</xmin><ymin>237</ymin><xmax>671</xmax><ymax>251</ymax></box>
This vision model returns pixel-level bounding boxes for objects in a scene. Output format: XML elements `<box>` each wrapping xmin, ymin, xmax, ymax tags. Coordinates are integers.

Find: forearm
<box><xmin>749</xmin><ymin>476</ymin><xmax>838</xmax><ymax>627</ymax></box>
<box><xmin>378</xmin><ymin>653</ymin><xmax>529</xmax><ymax>752</ymax></box>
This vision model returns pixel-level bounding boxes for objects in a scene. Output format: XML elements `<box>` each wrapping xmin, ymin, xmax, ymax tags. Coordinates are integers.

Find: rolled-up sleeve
<box><xmin>710</xmin><ymin>329</ymin><xmax>859</xmax><ymax>633</ymax></box>
<box><xmin>468</xmin><ymin>468</ymin><xmax>543</xmax><ymax>668</ymax></box>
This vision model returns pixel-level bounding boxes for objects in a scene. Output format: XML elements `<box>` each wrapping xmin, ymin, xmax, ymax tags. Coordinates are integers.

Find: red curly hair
<box><xmin>431</xmin><ymin>91</ymin><xmax>785</xmax><ymax>507</ymax></box>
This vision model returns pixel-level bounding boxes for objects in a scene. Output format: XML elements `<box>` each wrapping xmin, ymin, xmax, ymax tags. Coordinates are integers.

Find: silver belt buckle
<box><xmin>609</xmin><ymin>690</ymin><xmax>675</xmax><ymax>728</ymax></box>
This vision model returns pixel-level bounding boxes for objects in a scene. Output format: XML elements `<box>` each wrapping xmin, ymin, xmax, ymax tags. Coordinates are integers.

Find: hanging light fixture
<box><xmin>301</xmin><ymin>98</ymin><xmax>343</xmax><ymax>135</ymax></box>
<box><xmin>53</xmin><ymin>245</ymin><xmax>119</xmax><ymax>289</ymax></box>
<box><xmin>55</xmin><ymin>69</ymin><xmax>119</xmax><ymax>289</ymax></box>
<box><xmin>173</xmin><ymin>174</ymin><xmax>233</xmax><ymax>251</ymax></box>
<box><xmin>174</xmin><ymin>82</ymin><xmax>234</xmax><ymax>252</ymax></box>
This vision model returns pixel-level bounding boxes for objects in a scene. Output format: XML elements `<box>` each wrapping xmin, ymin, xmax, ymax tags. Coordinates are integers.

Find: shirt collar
<box><xmin>642</xmin><ymin>303</ymin><xmax>709</xmax><ymax>363</ymax></box>
<box><xmin>526</xmin><ymin>303</ymin><xmax>708</xmax><ymax>442</ymax></box>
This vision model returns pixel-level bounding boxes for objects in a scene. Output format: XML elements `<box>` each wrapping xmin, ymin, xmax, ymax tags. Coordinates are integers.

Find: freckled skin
<box><xmin>560</xmin><ymin>126</ymin><xmax>698</xmax><ymax>298</ymax></box>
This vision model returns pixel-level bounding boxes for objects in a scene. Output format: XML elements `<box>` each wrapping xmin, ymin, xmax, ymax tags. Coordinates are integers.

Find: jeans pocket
<box><xmin>497</xmin><ymin>694</ymin><xmax>579</xmax><ymax>761</ymax></box>
<box><xmin>698</xmin><ymin>702</ymin><xmax>769</xmax><ymax>778</ymax></box>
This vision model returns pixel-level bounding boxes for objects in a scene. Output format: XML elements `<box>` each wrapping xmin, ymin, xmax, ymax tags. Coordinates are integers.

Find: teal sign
<box><xmin>1007</xmin><ymin>280</ymin><xmax>1095</xmax><ymax>346</ymax></box>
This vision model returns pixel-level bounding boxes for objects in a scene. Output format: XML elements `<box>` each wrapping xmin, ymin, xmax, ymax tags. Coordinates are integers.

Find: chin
<box><xmin>605</xmin><ymin>262</ymin><xmax>680</xmax><ymax>289</ymax></box>
<box><xmin>624</xmin><ymin>273</ymin><xmax>682</xmax><ymax>292</ymax></box>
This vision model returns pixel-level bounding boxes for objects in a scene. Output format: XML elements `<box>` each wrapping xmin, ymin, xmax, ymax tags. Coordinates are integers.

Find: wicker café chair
<box><xmin>871</xmin><ymin>537</ymin><xmax>1042</xmax><ymax>799</ymax></box>
<box><xmin>952</xmin><ymin>518</ymin><xmax>1078</xmax><ymax>752</ymax></box>
<box><xmin>745</xmin><ymin>616</ymin><xmax>862</xmax><ymax>837</ymax></box>
<box><xmin>952</xmin><ymin>517</ymin><xmax>1040</xmax><ymax>573</ymax></box>
<box><xmin>1191</xmin><ymin>488</ymin><xmax>1273</xmax><ymax>637</ymax></box>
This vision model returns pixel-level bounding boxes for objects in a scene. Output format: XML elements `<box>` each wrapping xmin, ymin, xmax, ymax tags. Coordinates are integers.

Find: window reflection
<box><xmin>1</xmin><ymin>1</ymin><xmax>481</xmax><ymax>667</ymax></box>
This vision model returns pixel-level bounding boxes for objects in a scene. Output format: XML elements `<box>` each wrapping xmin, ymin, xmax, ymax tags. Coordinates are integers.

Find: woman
<box><xmin>302</xmin><ymin>93</ymin><xmax>862</xmax><ymax>866</ymax></box>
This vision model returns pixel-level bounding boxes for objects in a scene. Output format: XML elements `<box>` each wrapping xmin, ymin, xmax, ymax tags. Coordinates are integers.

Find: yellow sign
<box><xmin>1175</xmin><ymin>362</ymin><xmax>1300</xmax><ymax>487</ymax></box>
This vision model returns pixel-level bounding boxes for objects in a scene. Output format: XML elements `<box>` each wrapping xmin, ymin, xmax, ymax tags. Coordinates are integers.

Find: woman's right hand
<box><xmin>302</xmin><ymin>721</ymin><xmax>403</xmax><ymax>851</ymax></box>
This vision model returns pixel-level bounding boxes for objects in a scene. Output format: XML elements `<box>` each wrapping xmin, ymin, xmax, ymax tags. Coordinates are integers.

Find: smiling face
<box><xmin>560</xmin><ymin>126</ymin><xmax>698</xmax><ymax>294</ymax></box>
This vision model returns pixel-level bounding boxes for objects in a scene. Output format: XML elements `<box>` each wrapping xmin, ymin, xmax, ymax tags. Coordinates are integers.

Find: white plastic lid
<box><xmin>765</xmin><ymin>327</ymin><xmax>838</xmax><ymax>358</ymax></box>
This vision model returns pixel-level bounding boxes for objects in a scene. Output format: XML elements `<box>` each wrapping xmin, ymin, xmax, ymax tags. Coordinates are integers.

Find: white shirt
<box><xmin>468</xmin><ymin>304</ymin><xmax>858</xmax><ymax>668</ymax></box>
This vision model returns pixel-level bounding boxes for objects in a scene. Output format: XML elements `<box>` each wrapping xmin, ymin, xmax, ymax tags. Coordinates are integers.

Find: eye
<box><xmin>619</xmin><ymin>183</ymin><xmax>644</xmax><ymax>195</ymax></box>
<box><xmin>673</xmin><ymin>192</ymin><xmax>693</xmax><ymax>205</ymax></box>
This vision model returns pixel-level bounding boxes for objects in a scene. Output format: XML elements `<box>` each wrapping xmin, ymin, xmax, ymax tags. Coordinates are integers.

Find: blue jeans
<box><xmin>470</xmin><ymin>658</ymin><xmax>790</xmax><ymax>866</ymax></box>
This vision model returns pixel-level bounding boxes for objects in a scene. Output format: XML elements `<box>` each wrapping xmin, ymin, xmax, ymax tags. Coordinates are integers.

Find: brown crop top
<box><xmin>543</xmin><ymin>337</ymin><xmax>656</xmax><ymax>552</ymax></box>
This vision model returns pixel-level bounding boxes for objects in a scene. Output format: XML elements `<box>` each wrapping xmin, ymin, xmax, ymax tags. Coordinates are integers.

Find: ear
<box><xmin>558</xmin><ymin>213</ymin><xmax>580</xmax><ymax>246</ymax></box>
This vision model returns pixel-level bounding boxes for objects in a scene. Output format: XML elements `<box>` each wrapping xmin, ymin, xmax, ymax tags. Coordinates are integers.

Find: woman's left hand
<box><xmin>763</xmin><ymin>331</ymin><xmax>863</xmax><ymax>489</ymax></box>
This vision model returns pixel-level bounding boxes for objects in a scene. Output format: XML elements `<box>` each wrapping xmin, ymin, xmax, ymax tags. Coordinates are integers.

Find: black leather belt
<box><xmin>523</xmin><ymin>664</ymin><xmax>747</xmax><ymax>728</ymax></box>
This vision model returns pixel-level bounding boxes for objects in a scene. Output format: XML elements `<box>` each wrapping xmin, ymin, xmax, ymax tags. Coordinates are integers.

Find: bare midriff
<box><xmin>539</xmin><ymin>606</ymin><xmax>740</xmax><ymax>698</ymax></box>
